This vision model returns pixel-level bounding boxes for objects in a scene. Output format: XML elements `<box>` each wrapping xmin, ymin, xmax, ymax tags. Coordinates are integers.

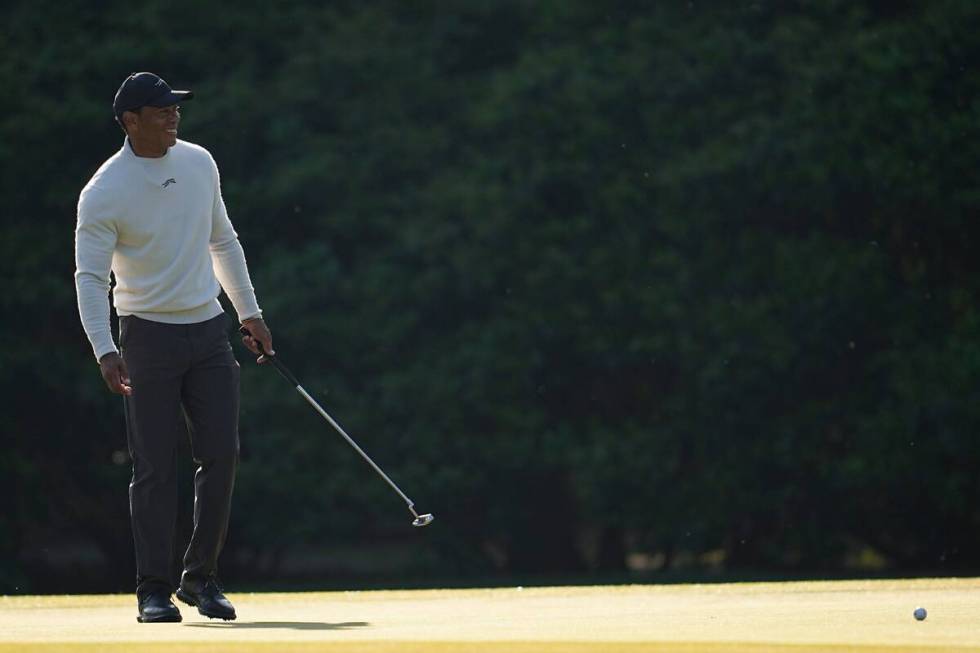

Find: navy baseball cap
<box><xmin>113</xmin><ymin>72</ymin><xmax>193</xmax><ymax>119</ymax></box>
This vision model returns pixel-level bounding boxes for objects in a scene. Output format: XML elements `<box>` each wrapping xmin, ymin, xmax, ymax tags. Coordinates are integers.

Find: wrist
<box><xmin>98</xmin><ymin>351</ymin><xmax>120</xmax><ymax>364</ymax></box>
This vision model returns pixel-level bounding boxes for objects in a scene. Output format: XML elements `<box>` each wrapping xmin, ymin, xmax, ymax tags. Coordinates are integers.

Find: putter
<box><xmin>240</xmin><ymin>326</ymin><xmax>434</xmax><ymax>528</ymax></box>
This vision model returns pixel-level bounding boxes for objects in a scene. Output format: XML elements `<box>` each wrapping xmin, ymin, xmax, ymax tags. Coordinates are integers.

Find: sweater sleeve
<box><xmin>75</xmin><ymin>186</ymin><xmax>119</xmax><ymax>361</ymax></box>
<box><xmin>207</xmin><ymin>155</ymin><xmax>262</xmax><ymax>322</ymax></box>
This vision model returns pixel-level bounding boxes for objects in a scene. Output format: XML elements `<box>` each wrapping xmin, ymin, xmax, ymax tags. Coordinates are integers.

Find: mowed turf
<box><xmin>2</xmin><ymin>578</ymin><xmax>979</xmax><ymax>653</ymax></box>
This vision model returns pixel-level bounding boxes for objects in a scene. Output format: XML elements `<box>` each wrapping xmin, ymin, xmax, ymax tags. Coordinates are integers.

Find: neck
<box><xmin>128</xmin><ymin>136</ymin><xmax>168</xmax><ymax>158</ymax></box>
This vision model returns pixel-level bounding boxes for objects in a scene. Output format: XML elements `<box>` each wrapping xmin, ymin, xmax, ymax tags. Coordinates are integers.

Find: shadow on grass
<box><xmin>185</xmin><ymin>621</ymin><xmax>369</xmax><ymax>630</ymax></box>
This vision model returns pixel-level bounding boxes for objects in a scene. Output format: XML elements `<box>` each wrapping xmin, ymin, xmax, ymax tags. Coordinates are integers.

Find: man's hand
<box><xmin>241</xmin><ymin>317</ymin><xmax>274</xmax><ymax>363</ymax></box>
<box><xmin>99</xmin><ymin>352</ymin><xmax>133</xmax><ymax>396</ymax></box>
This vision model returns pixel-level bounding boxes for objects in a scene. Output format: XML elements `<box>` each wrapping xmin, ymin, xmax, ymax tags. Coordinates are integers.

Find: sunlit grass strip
<box><xmin>3</xmin><ymin>642</ymin><xmax>980</xmax><ymax>653</ymax></box>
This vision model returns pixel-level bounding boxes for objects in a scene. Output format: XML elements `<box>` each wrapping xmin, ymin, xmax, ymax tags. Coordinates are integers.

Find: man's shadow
<box><xmin>186</xmin><ymin>621</ymin><xmax>369</xmax><ymax>630</ymax></box>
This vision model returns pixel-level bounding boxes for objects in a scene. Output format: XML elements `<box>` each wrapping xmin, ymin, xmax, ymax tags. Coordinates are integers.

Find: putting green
<box><xmin>2</xmin><ymin>578</ymin><xmax>979</xmax><ymax>652</ymax></box>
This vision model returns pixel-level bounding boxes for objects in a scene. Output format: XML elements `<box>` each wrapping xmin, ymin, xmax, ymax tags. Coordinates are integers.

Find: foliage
<box><xmin>1</xmin><ymin>0</ymin><xmax>978</xmax><ymax>591</ymax></box>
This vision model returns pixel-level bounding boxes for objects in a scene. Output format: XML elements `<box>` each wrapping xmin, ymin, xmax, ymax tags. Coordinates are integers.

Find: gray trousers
<box><xmin>120</xmin><ymin>313</ymin><xmax>240</xmax><ymax>599</ymax></box>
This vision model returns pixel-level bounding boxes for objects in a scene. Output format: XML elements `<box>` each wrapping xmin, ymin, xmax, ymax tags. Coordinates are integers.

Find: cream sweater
<box><xmin>75</xmin><ymin>138</ymin><xmax>261</xmax><ymax>361</ymax></box>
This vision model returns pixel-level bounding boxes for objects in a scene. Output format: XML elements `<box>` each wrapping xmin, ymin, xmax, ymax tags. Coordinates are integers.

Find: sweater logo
<box><xmin>162</xmin><ymin>178</ymin><xmax>176</xmax><ymax>188</ymax></box>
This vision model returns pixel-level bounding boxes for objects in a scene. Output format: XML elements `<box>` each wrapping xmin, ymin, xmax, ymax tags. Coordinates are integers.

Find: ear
<box><xmin>122</xmin><ymin>109</ymin><xmax>139</xmax><ymax>133</ymax></box>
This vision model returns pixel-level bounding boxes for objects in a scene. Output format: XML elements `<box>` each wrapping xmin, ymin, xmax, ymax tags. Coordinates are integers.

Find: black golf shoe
<box><xmin>137</xmin><ymin>593</ymin><xmax>182</xmax><ymax>623</ymax></box>
<box><xmin>176</xmin><ymin>577</ymin><xmax>237</xmax><ymax>621</ymax></box>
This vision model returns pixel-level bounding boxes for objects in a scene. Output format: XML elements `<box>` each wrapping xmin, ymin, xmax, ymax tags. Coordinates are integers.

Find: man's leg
<box><xmin>121</xmin><ymin>316</ymin><xmax>187</xmax><ymax>601</ymax></box>
<box><xmin>179</xmin><ymin>314</ymin><xmax>240</xmax><ymax>588</ymax></box>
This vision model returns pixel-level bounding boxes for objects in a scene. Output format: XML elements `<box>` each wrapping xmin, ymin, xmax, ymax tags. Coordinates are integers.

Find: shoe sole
<box><xmin>136</xmin><ymin>613</ymin><xmax>182</xmax><ymax>623</ymax></box>
<box><xmin>175</xmin><ymin>588</ymin><xmax>237</xmax><ymax>621</ymax></box>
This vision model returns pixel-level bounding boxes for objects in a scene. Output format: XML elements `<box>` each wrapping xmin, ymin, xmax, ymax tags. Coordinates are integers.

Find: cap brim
<box><xmin>145</xmin><ymin>90</ymin><xmax>194</xmax><ymax>107</ymax></box>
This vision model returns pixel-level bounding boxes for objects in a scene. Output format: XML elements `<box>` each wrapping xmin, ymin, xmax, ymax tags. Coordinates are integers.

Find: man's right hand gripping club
<box><xmin>99</xmin><ymin>352</ymin><xmax>133</xmax><ymax>396</ymax></box>
<box><xmin>240</xmin><ymin>316</ymin><xmax>274</xmax><ymax>363</ymax></box>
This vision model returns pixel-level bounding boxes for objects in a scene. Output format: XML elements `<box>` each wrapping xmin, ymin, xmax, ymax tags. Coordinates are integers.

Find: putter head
<box><xmin>412</xmin><ymin>513</ymin><xmax>435</xmax><ymax>528</ymax></box>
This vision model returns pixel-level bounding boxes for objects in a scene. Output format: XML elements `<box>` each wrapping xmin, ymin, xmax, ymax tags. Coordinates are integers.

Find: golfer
<box><xmin>74</xmin><ymin>72</ymin><xmax>272</xmax><ymax>623</ymax></box>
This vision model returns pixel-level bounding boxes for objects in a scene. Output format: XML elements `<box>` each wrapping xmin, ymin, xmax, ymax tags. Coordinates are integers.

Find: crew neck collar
<box><xmin>123</xmin><ymin>136</ymin><xmax>173</xmax><ymax>161</ymax></box>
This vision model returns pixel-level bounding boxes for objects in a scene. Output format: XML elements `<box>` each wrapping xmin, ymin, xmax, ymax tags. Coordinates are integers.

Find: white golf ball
<box><xmin>913</xmin><ymin>607</ymin><xmax>927</xmax><ymax>621</ymax></box>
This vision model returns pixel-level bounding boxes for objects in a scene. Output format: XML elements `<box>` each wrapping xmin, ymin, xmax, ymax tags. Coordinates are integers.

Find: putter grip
<box><xmin>239</xmin><ymin>325</ymin><xmax>300</xmax><ymax>387</ymax></box>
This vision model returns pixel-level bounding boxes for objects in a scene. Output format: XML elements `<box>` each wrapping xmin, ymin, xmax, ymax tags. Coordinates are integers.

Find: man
<box><xmin>75</xmin><ymin>72</ymin><xmax>273</xmax><ymax>623</ymax></box>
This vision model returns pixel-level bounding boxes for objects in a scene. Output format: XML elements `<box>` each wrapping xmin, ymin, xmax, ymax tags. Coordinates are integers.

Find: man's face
<box><xmin>126</xmin><ymin>104</ymin><xmax>181</xmax><ymax>150</ymax></box>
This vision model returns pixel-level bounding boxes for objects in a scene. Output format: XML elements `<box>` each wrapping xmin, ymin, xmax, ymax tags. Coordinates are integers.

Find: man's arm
<box><xmin>75</xmin><ymin>188</ymin><xmax>131</xmax><ymax>394</ymax></box>
<box><xmin>206</xmin><ymin>155</ymin><xmax>274</xmax><ymax>360</ymax></box>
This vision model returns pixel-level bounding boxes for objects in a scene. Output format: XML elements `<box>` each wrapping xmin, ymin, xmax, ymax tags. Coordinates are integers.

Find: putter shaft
<box><xmin>241</xmin><ymin>327</ymin><xmax>432</xmax><ymax>526</ymax></box>
<box><xmin>293</xmin><ymin>384</ymin><xmax>415</xmax><ymax>508</ymax></box>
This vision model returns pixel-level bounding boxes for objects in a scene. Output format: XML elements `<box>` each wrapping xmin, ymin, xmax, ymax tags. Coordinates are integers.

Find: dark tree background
<box><xmin>1</xmin><ymin>0</ymin><xmax>978</xmax><ymax>593</ymax></box>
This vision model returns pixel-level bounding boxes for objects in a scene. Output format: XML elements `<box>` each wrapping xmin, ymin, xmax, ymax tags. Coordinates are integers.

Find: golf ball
<box><xmin>913</xmin><ymin>607</ymin><xmax>927</xmax><ymax>621</ymax></box>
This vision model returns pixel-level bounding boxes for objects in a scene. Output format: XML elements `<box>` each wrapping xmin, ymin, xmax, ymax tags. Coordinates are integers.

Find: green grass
<box><xmin>2</xmin><ymin>579</ymin><xmax>979</xmax><ymax>652</ymax></box>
